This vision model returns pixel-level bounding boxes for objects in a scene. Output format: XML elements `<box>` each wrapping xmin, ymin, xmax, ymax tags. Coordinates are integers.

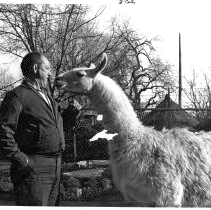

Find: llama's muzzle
<box><xmin>55</xmin><ymin>76</ymin><xmax>66</xmax><ymax>90</ymax></box>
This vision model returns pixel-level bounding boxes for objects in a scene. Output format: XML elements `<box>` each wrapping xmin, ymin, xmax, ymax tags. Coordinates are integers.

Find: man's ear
<box><xmin>33</xmin><ymin>64</ymin><xmax>38</xmax><ymax>74</ymax></box>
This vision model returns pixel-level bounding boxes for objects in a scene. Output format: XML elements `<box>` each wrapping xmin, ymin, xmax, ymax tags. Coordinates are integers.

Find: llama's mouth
<box><xmin>55</xmin><ymin>77</ymin><xmax>66</xmax><ymax>90</ymax></box>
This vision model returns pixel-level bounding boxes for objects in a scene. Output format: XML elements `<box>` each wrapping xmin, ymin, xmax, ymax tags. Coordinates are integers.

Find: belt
<box><xmin>42</xmin><ymin>152</ymin><xmax>61</xmax><ymax>158</ymax></box>
<box><xmin>24</xmin><ymin>148</ymin><xmax>62</xmax><ymax>158</ymax></box>
<box><xmin>26</xmin><ymin>152</ymin><xmax>61</xmax><ymax>158</ymax></box>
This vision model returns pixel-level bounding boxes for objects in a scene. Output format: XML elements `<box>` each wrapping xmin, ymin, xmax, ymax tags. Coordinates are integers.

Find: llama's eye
<box><xmin>76</xmin><ymin>71</ymin><xmax>86</xmax><ymax>77</ymax></box>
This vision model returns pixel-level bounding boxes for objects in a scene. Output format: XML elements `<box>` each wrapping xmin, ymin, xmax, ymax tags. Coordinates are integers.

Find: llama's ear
<box><xmin>94</xmin><ymin>53</ymin><xmax>107</xmax><ymax>75</ymax></box>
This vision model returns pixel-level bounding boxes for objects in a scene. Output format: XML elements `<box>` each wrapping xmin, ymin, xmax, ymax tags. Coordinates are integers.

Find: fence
<box><xmin>63</xmin><ymin>107</ymin><xmax>211</xmax><ymax>162</ymax></box>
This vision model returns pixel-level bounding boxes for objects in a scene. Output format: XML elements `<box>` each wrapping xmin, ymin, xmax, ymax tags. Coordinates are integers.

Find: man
<box><xmin>0</xmin><ymin>52</ymin><xmax>65</xmax><ymax>206</ymax></box>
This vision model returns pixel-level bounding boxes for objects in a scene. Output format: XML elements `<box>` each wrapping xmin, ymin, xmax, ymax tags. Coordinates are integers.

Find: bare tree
<box><xmin>0</xmin><ymin>68</ymin><xmax>15</xmax><ymax>100</ymax></box>
<box><xmin>0</xmin><ymin>4</ymin><xmax>106</xmax><ymax>94</ymax></box>
<box><xmin>184</xmin><ymin>69</ymin><xmax>211</xmax><ymax>124</ymax></box>
<box><xmin>103</xmin><ymin>19</ymin><xmax>175</xmax><ymax>109</ymax></box>
<box><xmin>0</xmin><ymin>4</ymin><xmax>175</xmax><ymax>109</ymax></box>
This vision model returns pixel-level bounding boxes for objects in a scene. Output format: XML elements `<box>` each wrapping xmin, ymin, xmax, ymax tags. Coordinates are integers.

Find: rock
<box><xmin>0</xmin><ymin>176</ymin><xmax>13</xmax><ymax>193</ymax></box>
<box><xmin>83</xmin><ymin>177</ymin><xmax>99</xmax><ymax>188</ymax></box>
<box><xmin>62</xmin><ymin>175</ymin><xmax>81</xmax><ymax>188</ymax></box>
<box><xmin>99</xmin><ymin>178</ymin><xmax>113</xmax><ymax>191</ymax></box>
<box><xmin>60</xmin><ymin>175</ymin><xmax>82</xmax><ymax>200</ymax></box>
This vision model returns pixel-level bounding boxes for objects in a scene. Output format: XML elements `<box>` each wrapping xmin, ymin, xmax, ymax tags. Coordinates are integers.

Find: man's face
<box><xmin>36</xmin><ymin>56</ymin><xmax>52</xmax><ymax>86</ymax></box>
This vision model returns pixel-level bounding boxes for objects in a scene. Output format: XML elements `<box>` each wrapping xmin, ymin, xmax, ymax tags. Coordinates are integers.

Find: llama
<box><xmin>56</xmin><ymin>53</ymin><xmax>211</xmax><ymax>207</ymax></box>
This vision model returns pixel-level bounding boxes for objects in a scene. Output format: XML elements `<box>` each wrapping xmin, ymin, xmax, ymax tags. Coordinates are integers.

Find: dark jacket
<box><xmin>0</xmin><ymin>80</ymin><xmax>65</xmax><ymax>166</ymax></box>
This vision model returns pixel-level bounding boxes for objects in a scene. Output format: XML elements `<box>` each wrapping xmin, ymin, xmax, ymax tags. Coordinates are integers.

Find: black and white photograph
<box><xmin>0</xmin><ymin>0</ymin><xmax>211</xmax><ymax>207</ymax></box>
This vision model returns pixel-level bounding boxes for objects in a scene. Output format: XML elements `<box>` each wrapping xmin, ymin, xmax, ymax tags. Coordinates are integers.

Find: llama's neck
<box><xmin>89</xmin><ymin>74</ymin><xmax>142</xmax><ymax>134</ymax></box>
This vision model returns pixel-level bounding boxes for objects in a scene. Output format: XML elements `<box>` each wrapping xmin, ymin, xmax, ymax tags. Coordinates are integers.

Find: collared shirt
<box><xmin>23</xmin><ymin>78</ymin><xmax>51</xmax><ymax>105</ymax></box>
<box><xmin>38</xmin><ymin>90</ymin><xmax>52</xmax><ymax>107</ymax></box>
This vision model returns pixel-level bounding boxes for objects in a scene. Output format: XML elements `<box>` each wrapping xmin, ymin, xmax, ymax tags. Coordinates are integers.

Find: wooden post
<box><xmin>72</xmin><ymin>126</ymin><xmax>77</xmax><ymax>160</ymax></box>
<box><xmin>179</xmin><ymin>33</ymin><xmax>182</xmax><ymax>107</ymax></box>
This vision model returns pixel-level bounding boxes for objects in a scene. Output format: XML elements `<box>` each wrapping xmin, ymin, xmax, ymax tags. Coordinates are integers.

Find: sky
<box><xmin>1</xmin><ymin>0</ymin><xmax>211</xmax><ymax>104</ymax></box>
<box><xmin>88</xmin><ymin>1</ymin><xmax>211</xmax><ymax>78</ymax></box>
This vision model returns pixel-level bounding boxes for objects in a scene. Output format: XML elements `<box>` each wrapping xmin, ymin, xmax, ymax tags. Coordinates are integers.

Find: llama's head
<box><xmin>56</xmin><ymin>53</ymin><xmax>107</xmax><ymax>94</ymax></box>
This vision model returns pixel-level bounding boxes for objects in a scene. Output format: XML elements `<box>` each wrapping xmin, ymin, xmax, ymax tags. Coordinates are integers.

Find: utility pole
<box><xmin>179</xmin><ymin>33</ymin><xmax>182</xmax><ymax>107</ymax></box>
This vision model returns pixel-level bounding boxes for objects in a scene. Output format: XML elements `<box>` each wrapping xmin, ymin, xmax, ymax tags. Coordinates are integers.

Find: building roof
<box><xmin>142</xmin><ymin>94</ymin><xmax>199</xmax><ymax>131</ymax></box>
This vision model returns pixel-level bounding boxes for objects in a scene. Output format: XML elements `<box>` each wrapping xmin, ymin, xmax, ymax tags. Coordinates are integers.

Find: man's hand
<box><xmin>13</xmin><ymin>152</ymin><xmax>34</xmax><ymax>169</ymax></box>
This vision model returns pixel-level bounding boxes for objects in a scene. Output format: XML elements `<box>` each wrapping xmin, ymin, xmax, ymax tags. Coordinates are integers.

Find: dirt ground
<box><xmin>0</xmin><ymin>192</ymin><xmax>141</xmax><ymax>207</ymax></box>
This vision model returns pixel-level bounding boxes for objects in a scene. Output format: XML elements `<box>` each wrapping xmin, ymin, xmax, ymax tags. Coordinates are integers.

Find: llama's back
<box><xmin>171</xmin><ymin>129</ymin><xmax>211</xmax><ymax>206</ymax></box>
<box><xmin>109</xmin><ymin>126</ymin><xmax>211</xmax><ymax>206</ymax></box>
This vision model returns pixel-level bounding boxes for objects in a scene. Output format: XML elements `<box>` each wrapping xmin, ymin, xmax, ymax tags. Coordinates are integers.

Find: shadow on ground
<box><xmin>0</xmin><ymin>191</ymin><xmax>142</xmax><ymax>207</ymax></box>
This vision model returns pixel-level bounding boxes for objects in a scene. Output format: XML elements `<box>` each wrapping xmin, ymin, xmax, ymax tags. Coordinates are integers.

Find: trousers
<box><xmin>10</xmin><ymin>154</ymin><xmax>61</xmax><ymax>206</ymax></box>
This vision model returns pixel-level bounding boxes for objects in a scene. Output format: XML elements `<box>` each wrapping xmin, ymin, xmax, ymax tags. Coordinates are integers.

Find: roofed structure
<box><xmin>142</xmin><ymin>94</ymin><xmax>199</xmax><ymax>131</ymax></box>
